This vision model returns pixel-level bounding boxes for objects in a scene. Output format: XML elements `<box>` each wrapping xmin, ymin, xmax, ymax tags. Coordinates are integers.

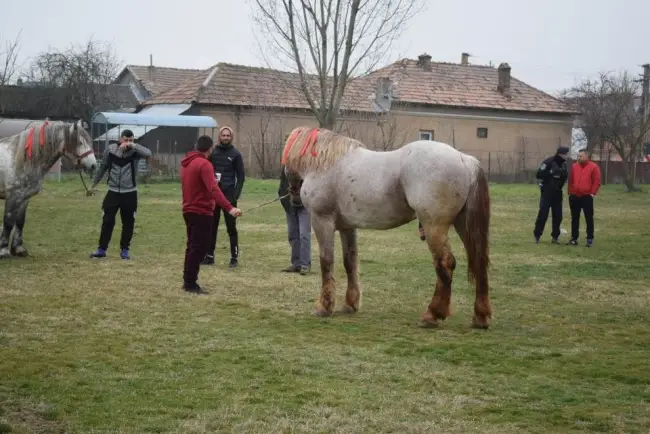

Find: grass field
<box><xmin>1</xmin><ymin>176</ymin><xmax>649</xmax><ymax>433</ymax></box>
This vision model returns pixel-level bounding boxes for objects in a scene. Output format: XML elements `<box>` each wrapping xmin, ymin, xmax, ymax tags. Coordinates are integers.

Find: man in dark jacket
<box><xmin>88</xmin><ymin>129</ymin><xmax>152</xmax><ymax>259</ymax></box>
<box><xmin>278</xmin><ymin>166</ymin><xmax>311</xmax><ymax>275</ymax></box>
<box><xmin>533</xmin><ymin>146</ymin><xmax>570</xmax><ymax>244</ymax></box>
<box><xmin>180</xmin><ymin>135</ymin><xmax>241</xmax><ymax>293</ymax></box>
<box><xmin>202</xmin><ymin>126</ymin><xmax>245</xmax><ymax>268</ymax></box>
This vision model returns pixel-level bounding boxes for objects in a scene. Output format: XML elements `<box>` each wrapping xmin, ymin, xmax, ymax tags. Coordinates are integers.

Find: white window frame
<box><xmin>419</xmin><ymin>130</ymin><xmax>434</xmax><ymax>141</ymax></box>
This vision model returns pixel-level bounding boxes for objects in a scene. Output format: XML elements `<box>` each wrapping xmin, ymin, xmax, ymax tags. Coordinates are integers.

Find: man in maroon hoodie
<box><xmin>180</xmin><ymin>135</ymin><xmax>242</xmax><ymax>293</ymax></box>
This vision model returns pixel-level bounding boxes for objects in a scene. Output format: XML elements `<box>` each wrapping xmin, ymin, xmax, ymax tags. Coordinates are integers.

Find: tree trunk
<box><xmin>620</xmin><ymin>159</ymin><xmax>640</xmax><ymax>192</ymax></box>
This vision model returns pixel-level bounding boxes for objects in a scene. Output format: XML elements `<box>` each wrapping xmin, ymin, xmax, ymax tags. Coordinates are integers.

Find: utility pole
<box><xmin>642</xmin><ymin>64</ymin><xmax>650</xmax><ymax>153</ymax></box>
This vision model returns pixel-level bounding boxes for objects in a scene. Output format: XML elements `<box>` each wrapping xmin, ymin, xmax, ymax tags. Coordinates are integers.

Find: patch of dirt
<box><xmin>0</xmin><ymin>397</ymin><xmax>68</xmax><ymax>434</ymax></box>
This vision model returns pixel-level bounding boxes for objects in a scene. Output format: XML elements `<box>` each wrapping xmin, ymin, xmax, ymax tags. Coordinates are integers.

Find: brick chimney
<box><xmin>461</xmin><ymin>52</ymin><xmax>469</xmax><ymax>66</ymax></box>
<box><xmin>147</xmin><ymin>54</ymin><xmax>156</xmax><ymax>82</ymax></box>
<box><xmin>376</xmin><ymin>77</ymin><xmax>393</xmax><ymax>99</ymax></box>
<box><xmin>497</xmin><ymin>62</ymin><xmax>511</xmax><ymax>98</ymax></box>
<box><xmin>417</xmin><ymin>53</ymin><xmax>432</xmax><ymax>71</ymax></box>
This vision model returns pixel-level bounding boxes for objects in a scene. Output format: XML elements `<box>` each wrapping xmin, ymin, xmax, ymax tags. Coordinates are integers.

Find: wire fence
<box><xmin>56</xmin><ymin>147</ymin><xmax>650</xmax><ymax>186</ymax></box>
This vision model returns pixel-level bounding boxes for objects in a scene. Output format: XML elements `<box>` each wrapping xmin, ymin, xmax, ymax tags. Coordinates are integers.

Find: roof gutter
<box><xmin>395</xmin><ymin>109</ymin><xmax>575</xmax><ymax>125</ymax></box>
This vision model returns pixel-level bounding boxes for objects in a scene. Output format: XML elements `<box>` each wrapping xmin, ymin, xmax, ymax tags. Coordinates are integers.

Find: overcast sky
<box><xmin>1</xmin><ymin>0</ymin><xmax>648</xmax><ymax>95</ymax></box>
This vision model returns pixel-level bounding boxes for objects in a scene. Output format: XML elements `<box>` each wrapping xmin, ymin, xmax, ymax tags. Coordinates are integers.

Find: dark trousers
<box><xmin>208</xmin><ymin>197</ymin><xmax>238</xmax><ymax>259</ymax></box>
<box><xmin>184</xmin><ymin>213</ymin><xmax>213</xmax><ymax>284</ymax></box>
<box><xmin>98</xmin><ymin>190</ymin><xmax>138</xmax><ymax>250</ymax></box>
<box><xmin>286</xmin><ymin>206</ymin><xmax>311</xmax><ymax>268</ymax></box>
<box><xmin>533</xmin><ymin>188</ymin><xmax>563</xmax><ymax>239</ymax></box>
<box><xmin>569</xmin><ymin>195</ymin><xmax>595</xmax><ymax>240</ymax></box>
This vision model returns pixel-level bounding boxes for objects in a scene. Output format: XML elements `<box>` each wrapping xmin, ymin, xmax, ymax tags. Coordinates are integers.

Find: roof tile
<box><xmin>141</xmin><ymin>57</ymin><xmax>576</xmax><ymax>115</ymax></box>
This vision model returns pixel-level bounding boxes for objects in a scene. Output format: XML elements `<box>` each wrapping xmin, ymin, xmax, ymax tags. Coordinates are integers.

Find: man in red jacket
<box><xmin>180</xmin><ymin>135</ymin><xmax>242</xmax><ymax>293</ymax></box>
<box><xmin>567</xmin><ymin>148</ymin><xmax>601</xmax><ymax>247</ymax></box>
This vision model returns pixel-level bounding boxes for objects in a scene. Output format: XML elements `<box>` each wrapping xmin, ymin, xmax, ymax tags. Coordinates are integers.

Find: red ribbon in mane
<box><xmin>24</xmin><ymin>120</ymin><xmax>50</xmax><ymax>159</ymax></box>
<box><xmin>281</xmin><ymin>127</ymin><xmax>321</xmax><ymax>165</ymax></box>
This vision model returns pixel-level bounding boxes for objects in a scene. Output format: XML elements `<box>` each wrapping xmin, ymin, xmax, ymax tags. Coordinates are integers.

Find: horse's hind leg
<box><xmin>419</xmin><ymin>223</ymin><xmax>456</xmax><ymax>328</ymax></box>
<box><xmin>339</xmin><ymin>228</ymin><xmax>361</xmax><ymax>314</ymax></box>
<box><xmin>10</xmin><ymin>201</ymin><xmax>29</xmax><ymax>257</ymax></box>
<box><xmin>311</xmin><ymin>215</ymin><xmax>337</xmax><ymax>317</ymax></box>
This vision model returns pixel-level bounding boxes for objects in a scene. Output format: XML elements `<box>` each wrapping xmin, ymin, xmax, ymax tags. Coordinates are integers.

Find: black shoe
<box><xmin>567</xmin><ymin>239</ymin><xmax>578</xmax><ymax>246</ymax></box>
<box><xmin>300</xmin><ymin>266</ymin><xmax>310</xmax><ymax>275</ymax></box>
<box><xmin>229</xmin><ymin>258</ymin><xmax>238</xmax><ymax>268</ymax></box>
<box><xmin>183</xmin><ymin>282</ymin><xmax>208</xmax><ymax>294</ymax></box>
<box><xmin>551</xmin><ymin>238</ymin><xmax>560</xmax><ymax>244</ymax></box>
<box><xmin>282</xmin><ymin>265</ymin><xmax>300</xmax><ymax>273</ymax></box>
<box><xmin>586</xmin><ymin>239</ymin><xmax>593</xmax><ymax>248</ymax></box>
<box><xmin>201</xmin><ymin>254</ymin><xmax>215</xmax><ymax>265</ymax></box>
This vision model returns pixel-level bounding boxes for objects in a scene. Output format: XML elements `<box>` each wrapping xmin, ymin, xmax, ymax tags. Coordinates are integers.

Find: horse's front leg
<box><xmin>0</xmin><ymin>201</ymin><xmax>17</xmax><ymax>259</ymax></box>
<box><xmin>10</xmin><ymin>201</ymin><xmax>29</xmax><ymax>257</ymax></box>
<box><xmin>339</xmin><ymin>228</ymin><xmax>361</xmax><ymax>314</ymax></box>
<box><xmin>311</xmin><ymin>215</ymin><xmax>336</xmax><ymax>317</ymax></box>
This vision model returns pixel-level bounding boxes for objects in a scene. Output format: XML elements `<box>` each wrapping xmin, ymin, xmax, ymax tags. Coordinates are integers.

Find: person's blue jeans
<box><xmin>286</xmin><ymin>206</ymin><xmax>311</xmax><ymax>268</ymax></box>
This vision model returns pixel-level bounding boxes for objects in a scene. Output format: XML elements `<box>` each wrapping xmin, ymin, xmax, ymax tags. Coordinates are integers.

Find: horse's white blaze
<box><xmin>79</xmin><ymin>150</ymin><xmax>97</xmax><ymax>170</ymax></box>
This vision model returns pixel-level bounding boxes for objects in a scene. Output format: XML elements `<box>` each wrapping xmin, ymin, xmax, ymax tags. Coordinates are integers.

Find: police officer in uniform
<box><xmin>202</xmin><ymin>126</ymin><xmax>245</xmax><ymax>267</ymax></box>
<box><xmin>533</xmin><ymin>146</ymin><xmax>569</xmax><ymax>244</ymax></box>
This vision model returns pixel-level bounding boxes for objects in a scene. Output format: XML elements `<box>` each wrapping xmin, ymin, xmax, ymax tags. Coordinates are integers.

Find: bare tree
<box><xmin>250</xmin><ymin>0</ymin><xmax>425</xmax><ymax>129</ymax></box>
<box><xmin>0</xmin><ymin>30</ymin><xmax>21</xmax><ymax>86</ymax></box>
<box><xmin>244</xmin><ymin>104</ymin><xmax>290</xmax><ymax>178</ymax></box>
<box><xmin>24</xmin><ymin>38</ymin><xmax>121</xmax><ymax>124</ymax></box>
<box><xmin>561</xmin><ymin>70</ymin><xmax>650</xmax><ymax>192</ymax></box>
<box><xmin>338</xmin><ymin>109</ymin><xmax>408</xmax><ymax>150</ymax></box>
<box><xmin>0</xmin><ymin>30</ymin><xmax>22</xmax><ymax>115</ymax></box>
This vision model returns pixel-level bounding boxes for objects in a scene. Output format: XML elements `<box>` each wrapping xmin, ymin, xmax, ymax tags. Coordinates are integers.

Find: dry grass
<box><xmin>1</xmin><ymin>177</ymin><xmax>649</xmax><ymax>433</ymax></box>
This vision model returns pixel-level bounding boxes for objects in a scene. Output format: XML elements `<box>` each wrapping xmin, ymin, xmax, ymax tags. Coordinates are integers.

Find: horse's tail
<box><xmin>462</xmin><ymin>163</ymin><xmax>491</xmax><ymax>284</ymax></box>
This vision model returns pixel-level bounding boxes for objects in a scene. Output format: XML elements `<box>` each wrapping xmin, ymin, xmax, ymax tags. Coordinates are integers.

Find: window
<box><xmin>477</xmin><ymin>127</ymin><xmax>488</xmax><ymax>139</ymax></box>
<box><xmin>419</xmin><ymin>130</ymin><xmax>434</xmax><ymax>141</ymax></box>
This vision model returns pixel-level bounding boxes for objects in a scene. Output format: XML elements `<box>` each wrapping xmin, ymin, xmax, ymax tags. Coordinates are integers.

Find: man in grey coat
<box><xmin>278</xmin><ymin>166</ymin><xmax>311</xmax><ymax>275</ymax></box>
<box><xmin>88</xmin><ymin>129</ymin><xmax>152</xmax><ymax>259</ymax></box>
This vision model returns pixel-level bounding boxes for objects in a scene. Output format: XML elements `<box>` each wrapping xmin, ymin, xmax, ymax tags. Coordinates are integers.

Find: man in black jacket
<box><xmin>202</xmin><ymin>126</ymin><xmax>245</xmax><ymax>268</ymax></box>
<box><xmin>533</xmin><ymin>146</ymin><xmax>569</xmax><ymax>244</ymax></box>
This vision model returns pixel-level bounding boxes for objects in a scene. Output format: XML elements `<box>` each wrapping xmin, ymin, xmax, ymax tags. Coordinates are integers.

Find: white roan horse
<box><xmin>0</xmin><ymin>120</ymin><xmax>96</xmax><ymax>258</ymax></box>
<box><xmin>281</xmin><ymin>126</ymin><xmax>492</xmax><ymax>329</ymax></box>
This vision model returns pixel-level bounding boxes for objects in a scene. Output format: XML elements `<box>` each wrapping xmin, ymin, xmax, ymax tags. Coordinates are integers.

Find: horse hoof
<box><xmin>471</xmin><ymin>316</ymin><xmax>490</xmax><ymax>330</ymax></box>
<box><xmin>11</xmin><ymin>246</ymin><xmax>28</xmax><ymax>257</ymax></box>
<box><xmin>338</xmin><ymin>305</ymin><xmax>357</xmax><ymax>315</ymax></box>
<box><xmin>312</xmin><ymin>309</ymin><xmax>333</xmax><ymax>318</ymax></box>
<box><xmin>417</xmin><ymin>319</ymin><xmax>439</xmax><ymax>329</ymax></box>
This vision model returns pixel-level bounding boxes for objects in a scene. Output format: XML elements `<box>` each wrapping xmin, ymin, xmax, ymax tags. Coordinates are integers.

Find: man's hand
<box><xmin>118</xmin><ymin>141</ymin><xmax>134</xmax><ymax>152</ymax></box>
<box><xmin>229</xmin><ymin>207</ymin><xmax>242</xmax><ymax>217</ymax></box>
<box><xmin>590</xmin><ymin>194</ymin><xmax>596</xmax><ymax>198</ymax></box>
<box><xmin>86</xmin><ymin>186</ymin><xmax>97</xmax><ymax>197</ymax></box>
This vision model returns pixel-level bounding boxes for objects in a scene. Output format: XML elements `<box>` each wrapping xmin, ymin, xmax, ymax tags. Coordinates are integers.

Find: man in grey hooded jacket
<box><xmin>88</xmin><ymin>129</ymin><xmax>152</xmax><ymax>259</ymax></box>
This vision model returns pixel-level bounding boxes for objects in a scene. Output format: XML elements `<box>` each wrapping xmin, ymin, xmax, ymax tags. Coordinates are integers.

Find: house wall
<box><xmin>194</xmin><ymin>104</ymin><xmax>574</xmax><ymax>181</ymax></box>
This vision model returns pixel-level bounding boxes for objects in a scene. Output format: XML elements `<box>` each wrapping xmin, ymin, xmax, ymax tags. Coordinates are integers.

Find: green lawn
<box><xmin>1</xmin><ymin>177</ymin><xmax>649</xmax><ymax>433</ymax></box>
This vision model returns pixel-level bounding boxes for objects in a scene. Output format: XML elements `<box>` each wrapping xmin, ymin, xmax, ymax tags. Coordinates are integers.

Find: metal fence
<box><xmin>57</xmin><ymin>148</ymin><xmax>649</xmax><ymax>185</ymax></box>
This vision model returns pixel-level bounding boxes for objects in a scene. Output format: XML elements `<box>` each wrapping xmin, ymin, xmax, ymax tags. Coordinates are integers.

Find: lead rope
<box><xmin>241</xmin><ymin>194</ymin><xmax>289</xmax><ymax>213</ymax></box>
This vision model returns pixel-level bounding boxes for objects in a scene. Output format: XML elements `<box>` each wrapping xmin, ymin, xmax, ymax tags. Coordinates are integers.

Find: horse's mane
<box><xmin>10</xmin><ymin>121</ymin><xmax>73</xmax><ymax>171</ymax></box>
<box><xmin>281</xmin><ymin>126</ymin><xmax>366</xmax><ymax>173</ymax></box>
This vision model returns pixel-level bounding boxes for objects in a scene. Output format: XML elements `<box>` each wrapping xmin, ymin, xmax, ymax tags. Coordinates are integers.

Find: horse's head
<box><xmin>63</xmin><ymin>120</ymin><xmax>97</xmax><ymax>173</ymax></box>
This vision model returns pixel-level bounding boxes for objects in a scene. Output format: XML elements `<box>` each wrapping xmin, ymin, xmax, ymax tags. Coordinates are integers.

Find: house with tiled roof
<box><xmin>127</xmin><ymin>53</ymin><xmax>579</xmax><ymax>179</ymax></box>
<box><xmin>114</xmin><ymin>58</ymin><xmax>204</xmax><ymax>102</ymax></box>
